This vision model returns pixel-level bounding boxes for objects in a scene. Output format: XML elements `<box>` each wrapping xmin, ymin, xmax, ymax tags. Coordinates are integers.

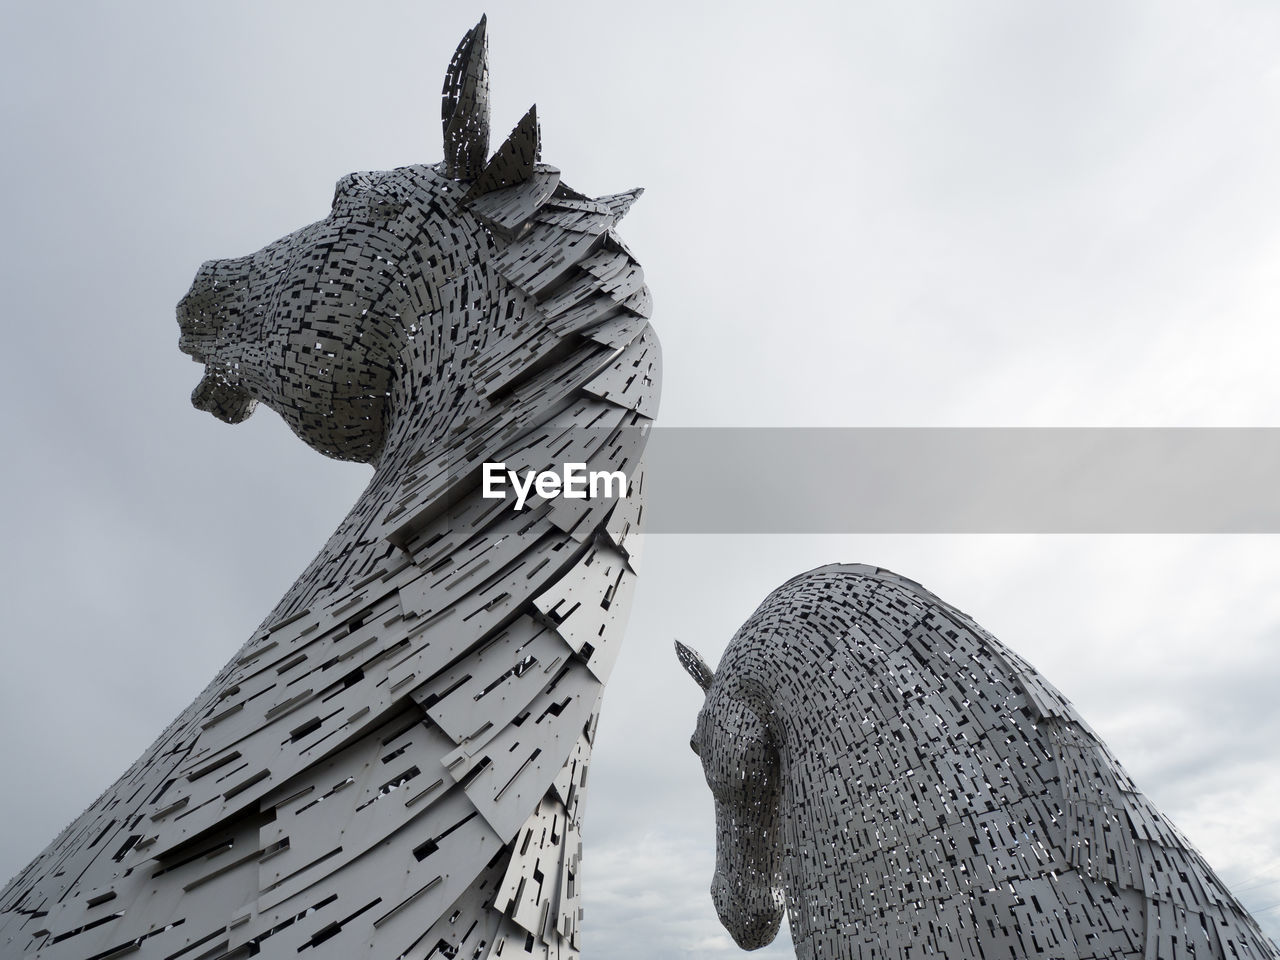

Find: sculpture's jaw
<box><xmin>190</xmin><ymin>364</ymin><xmax>256</xmax><ymax>424</ymax></box>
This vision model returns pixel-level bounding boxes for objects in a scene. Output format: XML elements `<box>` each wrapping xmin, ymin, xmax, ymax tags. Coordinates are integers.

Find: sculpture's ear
<box><xmin>441</xmin><ymin>15</ymin><xmax>490</xmax><ymax>181</ymax></box>
<box><xmin>466</xmin><ymin>105</ymin><xmax>540</xmax><ymax>198</ymax></box>
<box><xmin>675</xmin><ymin>640</ymin><xmax>715</xmax><ymax>693</ymax></box>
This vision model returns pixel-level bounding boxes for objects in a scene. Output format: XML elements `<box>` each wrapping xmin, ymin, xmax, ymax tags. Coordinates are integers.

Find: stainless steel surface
<box><xmin>0</xmin><ymin>19</ymin><xmax>656</xmax><ymax>960</ymax></box>
<box><xmin>681</xmin><ymin>565</ymin><xmax>1280</xmax><ymax>959</ymax></box>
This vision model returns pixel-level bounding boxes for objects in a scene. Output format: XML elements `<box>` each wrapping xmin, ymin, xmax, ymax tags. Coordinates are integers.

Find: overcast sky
<box><xmin>2</xmin><ymin>2</ymin><xmax>1279</xmax><ymax>957</ymax></box>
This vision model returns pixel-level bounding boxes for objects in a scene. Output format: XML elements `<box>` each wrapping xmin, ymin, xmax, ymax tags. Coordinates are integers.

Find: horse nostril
<box><xmin>176</xmin><ymin>258</ymin><xmax>251</xmax><ymax>353</ymax></box>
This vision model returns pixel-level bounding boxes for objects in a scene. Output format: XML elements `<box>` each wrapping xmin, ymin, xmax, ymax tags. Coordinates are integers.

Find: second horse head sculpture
<box><xmin>678</xmin><ymin>563</ymin><xmax>1278</xmax><ymax>960</ymax></box>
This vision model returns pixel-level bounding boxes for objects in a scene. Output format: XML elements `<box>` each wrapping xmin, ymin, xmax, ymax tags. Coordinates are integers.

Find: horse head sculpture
<box><xmin>678</xmin><ymin>564</ymin><xmax>1280</xmax><ymax>959</ymax></box>
<box><xmin>677</xmin><ymin>641</ymin><xmax>785</xmax><ymax>949</ymax></box>
<box><xmin>177</xmin><ymin>16</ymin><xmax>576</xmax><ymax>466</ymax></box>
<box><xmin>2</xmin><ymin>19</ymin><xmax>657</xmax><ymax>960</ymax></box>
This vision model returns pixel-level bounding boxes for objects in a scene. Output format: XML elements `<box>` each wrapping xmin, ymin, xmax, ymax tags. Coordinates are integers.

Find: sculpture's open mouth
<box><xmin>177</xmin><ymin>257</ymin><xmax>258</xmax><ymax>424</ymax></box>
<box><xmin>175</xmin><ymin>311</ymin><xmax>210</xmax><ymax>364</ymax></box>
<box><xmin>191</xmin><ymin>365</ymin><xmax>257</xmax><ymax>424</ymax></box>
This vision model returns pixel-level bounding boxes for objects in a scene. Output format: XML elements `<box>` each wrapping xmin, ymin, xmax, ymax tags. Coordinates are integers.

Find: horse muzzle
<box><xmin>711</xmin><ymin>872</ymin><xmax>785</xmax><ymax>950</ymax></box>
<box><xmin>177</xmin><ymin>257</ymin><xmax>258</xmax><ymax>424</ymax></box>
<box><xmin>176</xmin><ymin>258</ymin><xmax>254</xmax><ymax>360</ymax></box>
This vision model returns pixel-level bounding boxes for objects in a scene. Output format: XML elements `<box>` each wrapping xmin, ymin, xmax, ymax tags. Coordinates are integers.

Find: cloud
<box><xmin>583</xmin><ymin>831</ymin><xmax>796</xmax><ymax>960</ymax></box>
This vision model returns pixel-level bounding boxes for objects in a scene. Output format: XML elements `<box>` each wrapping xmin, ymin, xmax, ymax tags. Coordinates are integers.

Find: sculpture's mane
<box><xmin>428</xmin><ymin>11</ymin><xmax>654</xmax><ymax>424</ymax></box>
<box><xmin>465</xmin><ymin>170</ymin><xmax>650</xmax><ymax>405</ymax></box>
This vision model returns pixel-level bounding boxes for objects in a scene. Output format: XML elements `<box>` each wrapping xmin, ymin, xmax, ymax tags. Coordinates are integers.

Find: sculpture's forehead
<box><xmin>329</xmin><ymin>163</ymin><xmax>453</xmax><ymax>207</ymax></box>
<box><xmin>346</xmin><ymin>162</ymin><xmax>435</xmax><ymax>187</ymax></box>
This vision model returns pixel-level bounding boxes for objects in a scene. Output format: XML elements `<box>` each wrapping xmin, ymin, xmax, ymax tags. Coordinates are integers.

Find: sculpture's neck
<box><xmin>262</xmin><ymin>283</ymin><xmax>618</xmax><ymax>626</ymax></box>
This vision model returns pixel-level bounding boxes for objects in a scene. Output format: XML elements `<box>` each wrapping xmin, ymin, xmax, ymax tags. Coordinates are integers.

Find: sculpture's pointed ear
<box><xmin>675</xmin><ymin>640</ymin><xmax>715</xmax><ymax>693</ymax></box>
<box><xmin>466</xmin><ymin>104</ymin><xmax>540</xmax><ymax>198</ymax></box>
<box><xmin>441</xmin><ymin>15</ymin><xmax>490</xmax><ymax>181</ymax></box>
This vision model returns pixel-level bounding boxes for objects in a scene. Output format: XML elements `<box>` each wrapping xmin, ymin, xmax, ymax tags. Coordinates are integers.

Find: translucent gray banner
<box><xmin>638</xmin><ymin>428</ymin><xmax>1280</xmax><ymax>532</ymax></box>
